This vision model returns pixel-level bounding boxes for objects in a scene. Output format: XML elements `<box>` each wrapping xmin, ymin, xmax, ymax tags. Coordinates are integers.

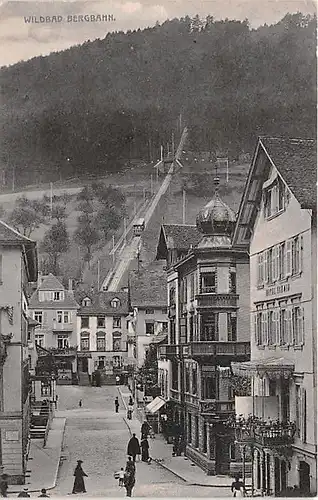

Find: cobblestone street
<box><xmin>50</xmin><ymin>385</ymin><xmax>231</xmax><ymax>497</ymax></box>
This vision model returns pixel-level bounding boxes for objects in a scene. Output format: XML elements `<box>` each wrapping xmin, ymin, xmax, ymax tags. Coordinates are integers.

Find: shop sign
<box><xmin>266</xmin><ymin>283</ymin><xmax>290</xmax><ymax>297</ymax></box>
<box><xmin>77</xmin><ymin>352</ymin><xmax>91</xmax><ymax>358</ymax></box>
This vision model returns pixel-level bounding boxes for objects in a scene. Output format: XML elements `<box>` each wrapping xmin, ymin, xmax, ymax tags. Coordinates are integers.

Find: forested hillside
<box><xmin>0</xmin><ymin>12</ymin><xmax>316</xmax><ymax>188</ymax></box>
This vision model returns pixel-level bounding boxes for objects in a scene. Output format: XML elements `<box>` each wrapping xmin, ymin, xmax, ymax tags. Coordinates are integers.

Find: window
<box><xmin>97</xmin><ymin>333</ymin><xmax>106</xmax><ymax>351</ymax></box>
<box><xmin>280</xmin><ymin>309</ymin><xmax>287</xmax><ymax>344</ymax></box>
<box><xmin>81</xmin><ymin>317</ymin><xmax>89</xmax><ymax>329</ymax></box>
<box><xmin>57</xmin><ymin>311</ymin><xmax>63</xmax><ymax>323</ymax></box>
<box><xmin>63</xmin><ymin>312</ymin><xmax>70</xmax><ymax>324</ymax></box>
<box><xmin>169</xmin><ymin>287</ymin><xmax>176</xmax><ymax>306</ymax></box>
<box><xmin>229</xmin><ymin>444</ymin><xmax>236</xmax><ymax>460</ymax></box>
<box><xmin>53</xmin><ymin>291</ymin><xmax>63</xmax><ymax>301</ymax></box>
<box><xmin>185</xmin><ymin>366</ymin><xmax>190</xmax><ymax>392</ymax></box>
<box><xmin>285</xmin><ymin>240</ymin><xmax>292</xmax><ymax>276</ymax></box>
<box><xmin>35</xmin><ymin>334</ymin><xmax>44</xmax><ymax>347</ymax></box>
<box><xmin>257</xmin><ymin>254</ymin><xmax>264</xmax><ymax>287</ymax></box>
<box><xmin>189</xmin><ymin>315</ymin><xmax>194</xmax><ymax>342</ymax></box>
<box><xmin>279</xmin><ymin>243</ymin><xmax>285</xmax><ymax>279</ymax></box>
<box><xmin>34</xmin><ymin>311</ymin><xmax>43</xmax><ymax>325</ymax></box>
<box><xmin>111</xmin><ymin>298</ymin><xmax>120</xmax><ymax>308</ymax></box>
<box><xmin>227</xmin><ymin>313</ymin><xmax>237</xmax><ymax>341</ymax></box>
<box><xmin>190</xmin><ymin>274</ymin><xmax>195</xmax><ymax>299</ymax></box>
<box><xmin>145</xmin><ymin>322</ymin><xmax>154</xmax><ymax>335</ymax></box>
<box><xmin>254</xmin><ymin>312</ymin><xmax>262</xmax><ymax>345</ymax></box>
<box><xmin>145</xmin><ymin>309</ymin><xmax>154</xmax><ymax>315</ymax></box>
<box><xmin>41</xmin><ymin>382</ymin><xmax>51</xmax><ymax>397</ymax></box>
<box><xmin>203</xmin><ymin>375</ymin><xmax>217</xmax><ymax>399</ymax></box>
<box><xmin>113</xmin><ymin>333</ymin><xmax>121</xmax><ymax>351</ymax></box>
<box><xmin>292</xmin><ymin>236</ymin><xmax>303</xmax><ymax>275</ymax></box>
<box><xmin>97</xmin><ymin>316</ymin><xmax>105</xmax><ymax>328</ymax></box>
<box><xmin>295</xmin><ymin>385</ymin><xmax>301</xmax><ymax>438</ymax></box>
<box><xmin>268</xmin><ymin>310</ymin><xmax>279</xmax><ymax>345</ymax></box>
<box><xmin>292</xmin><ymin>306</ymin><xmax>304</xmax><ymax>345</ymax></box>
<box><xmin>113</xmin><ymin>316</ymin><xmax>121</xmax><ymax>328</ymax></box>
<box><xmin>201</xmin><ymin>313</ymin><xmax>219</xmax><ymax>341</ymax></box>
<box><xmin>161</xmin><ymin>308</ymin><xmax>167</xmax><ymax>315</ymax></box>
<box><xmin>80</xmin><ymin>333</ymin><xmax>90</xmax><ymax>351</ymax></box>
<box><xmin>192</xmin><ymin>366</ymin><xmax>197</xmax><ymax>395</ymax></box>
<box><xmin>200</xmin><ymin>272</ymin><xmax>217</xmax><ymax>293</ymax></box>
<box><xmin>267</xmin><ymin>249</ymin><xmax>273</xmax><ymax>283</ymax></box>
<box><xmin>82</xmin><ymin>297</ymin><xmax>91</xmax><ymax>307</ymax></box>
<box><xmin>261</xmin><ymin>311</ymin><xmax>268</xmax><ymax>345</ymax></box>
<box><xmin>229</xmin><ymin>271</ymin><xmax>236</xmax><ymax>293</ymax></box>
<box><xmin>170</xmin><ymin>320</ymin><xmax>176</xmax><ymax>344</ymax></box>
<box><xmin>57</xmin><ymin>335</ymin><xmax>69</xmax><ymax>348</ymax></box>
<box><xmin>264</xmin><ymin>179</ymin><xmax>286</xmax><ymax>218</ymax></box>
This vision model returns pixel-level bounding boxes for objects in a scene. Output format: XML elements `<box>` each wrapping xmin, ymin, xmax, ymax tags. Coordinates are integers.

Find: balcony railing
<box><xmin>196</xmin><ymin>293</ymin><xmax>239</xmax><ymax>309</ymax></box>
<box><xmin>200</xmin><ymin>399</ymin><xmax>235</xmax><ymax>415</ymax></box>
<box><xmin>158</xmin><ymin>344</ymin><xmax>181</xmax><ymax>359</ymax></box>
<box><xmin>47</xmin><ymin>346</ymin><xmax>78</xmax><ymax>356</ymax></box>
<box><xmin>227</xmin><ymin>415</ymin><xmax>296</xmax><ymax>448</ymax></box>
<box><xmin>52</xmin><ymin>322</ymin><xmax>74</xmax><ymax>331</ymax></box>
<box><xmin>189</xmin><ymin>341</ymin><xmax>250</xmax><ymax>359</ymax></box>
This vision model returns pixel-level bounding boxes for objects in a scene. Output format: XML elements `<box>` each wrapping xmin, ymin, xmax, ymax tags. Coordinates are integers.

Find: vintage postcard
<box><xmin>0</xmin><ymin>0</ymin><xmax>316</xmax><ymax>498</ymax></box>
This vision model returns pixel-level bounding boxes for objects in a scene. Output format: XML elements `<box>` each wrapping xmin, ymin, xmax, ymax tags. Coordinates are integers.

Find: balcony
<box><xmin>158</xmin><ymin>344</ymin><xmax>181</xmax><ymax>359</ymax></box>
<box><xmin>196</xmin><ymin>293</ymin><xmax>239</xmax><ymax>309</ymax></box>
<box><xmin>47</xmin><ymin>346</ymin><xmax>77</xmax><ymax>357</ymax></box>
<box><xmin>229</xmin><ymin>416</ymin><xmax>296</xmax><ymax>448</ymax></box>
<box><xmin>189</xmin><ymin>341</ymin><xmax>250</xmax><ymax>362</ymax></box>
<box><xmin>52</xmin><ymin>322</ymin><xmax>74</xmax><ymax>332</ymax></box>
<box><xmin>200</xmin><ymin>399</ymin><xmax>235</xmax><ymax>416</ymax></box>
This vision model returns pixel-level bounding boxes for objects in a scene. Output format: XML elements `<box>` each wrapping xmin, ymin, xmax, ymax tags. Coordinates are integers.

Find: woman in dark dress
<box><xmin>140</xmin><ymin>438</ymin><xmax>149</xmax><ymax>462</ymax></box>
<box><xmin>123</xmin><ymin>469</ymin><xmax>135</xmax><ymax>497</ymax></box>
<box><xmin>72</xmin><ymin>460</ymin><xmax>88</xmax><ymax>494</ymax></box>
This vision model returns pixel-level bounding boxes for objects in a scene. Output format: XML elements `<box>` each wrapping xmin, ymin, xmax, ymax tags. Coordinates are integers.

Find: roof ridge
<box><xmin>0</xmin><ymin>219</ymin><xmax>36</xmax><ymax>243</ymax></box>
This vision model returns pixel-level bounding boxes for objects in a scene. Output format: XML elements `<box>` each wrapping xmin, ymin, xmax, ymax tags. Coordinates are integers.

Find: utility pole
<box><xmin>50</xmin><ymin>182</ymin><xmax>53</xmax><ymax>219</ymax></box>
<box><xmin>150</xmin><ymin>174</ymin><xmax>153</xmax><ymax>196</ymax></box>
<box><xmin>182</xmin><ymin>190</ymin><xmax>186</xmax><ymax>224</ymax></box>
<box><xmin>97</xmin><ymin>260</ymin><xmax>100</xmax><ymax>291</ymax></box>
<box><xmin>124</xmin><ymin>217</ymin><xmax>127</xmax><ymax>243</ymax></box>
<box><xmin>112</xmin><ymin>235</ymin><xmax>115</xmax><ymax>264</ymax></box>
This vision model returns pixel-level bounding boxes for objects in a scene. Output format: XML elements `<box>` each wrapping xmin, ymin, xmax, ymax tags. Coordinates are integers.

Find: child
<box><xmin>118</xmin><ymin>467</ymin><xmax>125</xmax><ymax>487</ymax></box>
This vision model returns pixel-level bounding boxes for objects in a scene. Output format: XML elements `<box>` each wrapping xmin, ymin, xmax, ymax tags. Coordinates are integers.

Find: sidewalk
<box><xmin>118</xmin><ymin>386</ymin><xmax>247</xmax><ymax>488</ymax></box>
<box><xmin>9</xmin><ymin>416</ymin><xmax>66</xmax><ymax>495</ymax></box>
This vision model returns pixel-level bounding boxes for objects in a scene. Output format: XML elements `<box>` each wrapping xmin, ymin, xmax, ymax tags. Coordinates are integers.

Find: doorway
<box><xmin>78</xmin><ymin>358</ymin><xmax>88</xmax><ymax>372</ymax></box>
<box><xmin>299</xmin><ymin>461</ymin><xmax>310</xmax><ymax>494</ymax></box>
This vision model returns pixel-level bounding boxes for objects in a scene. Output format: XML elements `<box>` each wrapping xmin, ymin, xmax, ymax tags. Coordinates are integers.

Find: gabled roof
<box><xmin>77</xmin><ymin>290</ymin><xmax>129</xmax><ymax>316</ymax></box>
<box><xmin>233</xmin><ymin>136</ymin><xmax>317</xmax><ymax>247</ymax></box>
<box><xmin>156</xmin><ymin>224</ymin><xmax>201</xmax><ymax>259</ymax></box>
<box><xmin>260</xmin><ymin>137</ymin><xmax>316</xmax><ymax>208</ymax></box>
<box><xmin>0</xmin><ymin>220</ymin><xmax>38</xmax><ymax>281</ymax></box>
<box><xmin>129</xmin><ymin>262</ymin><xmax>167</xmax><ymax>308</ymax></box>
<box><xmin>38</xmin><ymin>273</ymin><xmax>64</xmax><ymax>291</ymax></box>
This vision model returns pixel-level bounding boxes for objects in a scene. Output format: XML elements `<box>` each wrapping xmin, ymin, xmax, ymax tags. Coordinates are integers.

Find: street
<box><xmin>50</xmin><ymin>385</ymin><xmax>231</xmax><ymax>497</ymax></box>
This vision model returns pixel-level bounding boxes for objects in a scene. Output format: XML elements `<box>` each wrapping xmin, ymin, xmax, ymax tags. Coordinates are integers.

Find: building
<box><xmin>155</xmin><ymin>177</ymin><xmax>250</xmax><ymax>475</ymax></box>
<box><xmin>76</xmin><ymin>290</ymin><xmax>129</xmax><ymax>384</ymax></box>
<box><xmin>0</xmin><ymin>220</ymin><xmax>37</xmax><ymax>484</ymax></box>
<box><xmin>28</xmin><ymin>274</ymin><xmax>79</xmax><ymax>384</ymax></box>
<box><xmin>231</xmin><ymin>137</ymin><xmax>317</xmax><ymax>496</ymax></box>
<box><xmin>128</xmin><ymin>262</ymin><xmax>168</xmax><ymax>368</ymax></box>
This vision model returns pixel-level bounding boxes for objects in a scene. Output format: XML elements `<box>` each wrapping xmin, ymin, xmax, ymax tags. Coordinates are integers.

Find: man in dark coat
<box><xmin>123</xmin><ymin>469</ymin><xmax>135</xmax><ymax>497</ymax></box>
<box><xmin>114</xmin><ymin>397</ymin><xmax>119</xmax><ymax>413</ymax></box>
<box><xmin>127</xmin><ymin>434</ymin><xmax>140</xmax><ymax>462</ymax></box>
<box><xmin>140</xmin><ymin>438</ymin><xmax>150</xmax><ymax>462</ymax></box>
<box><xmin>141</xmin><ymin>421</ymin><xmax>151</xmax><ymax>439</ymax></box>
<box><xmin>72</xmin><ymin>460</ymin><xmax>88</xmax><ymax>494</ymax></box>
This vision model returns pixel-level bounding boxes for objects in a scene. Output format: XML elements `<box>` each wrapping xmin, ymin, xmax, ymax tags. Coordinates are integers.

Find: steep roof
<box><xmin>163</xmin><ymin>224</ymin><xmax>202</xmax><ymax>249</ymax></box>
<box><xmin>38</xmin><ymin>274</ymin><xmax>64</xmax><ymax>291</ymax></box>
<box><xmin>260</xmin><ymin>137</ymin><xmax>316</xmax><ymax>208</ymax></box>
<box><xmin>233</xmin><ymin>136</ymin><xmax>317</xmax><ymax>247</ymax></box>
<box><xmin>129</xmin><ymin>262</ymin><xmax>167</xmax><ymax>308</ymax></box>
<box><xmin>77</xmin><ymin>290</ymin><xmax>129</xmax><ymax>316</ymax></box>
<box><xmin>0</xmin><ymin>220</ymin><xmax>38</xmax><ymax>281</ymax></box>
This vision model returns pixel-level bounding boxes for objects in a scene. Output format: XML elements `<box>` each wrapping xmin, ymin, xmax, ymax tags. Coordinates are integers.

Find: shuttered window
<box><xmin>285</xmin><ymin>240</ymin><xmax>292</xmax><ymax>276</ymax></box>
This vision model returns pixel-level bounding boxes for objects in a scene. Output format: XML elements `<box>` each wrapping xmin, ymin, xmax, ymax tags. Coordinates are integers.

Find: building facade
<box><xmin>0</xmin><ymin>221</ymin><xmax>37</xmax><ymax>484</ymax></box>
<box><xmin>29</xmin><ymin>274</ymin><xmax>79</xmax><ymax>384</ymax></box>
<box><xmin>232</xmin><ymin>137</ymin><xmax>317</xmax><ymax>496</ymax></box>
<box><xmin>156</xmin><ymin>179</ymin><xmax>250</xmax><ymax>475</ymax></box>
<box><xmin>76</xmin><ymin>291</ymin><xmax>129</xmax><ymax>384</ymax></box>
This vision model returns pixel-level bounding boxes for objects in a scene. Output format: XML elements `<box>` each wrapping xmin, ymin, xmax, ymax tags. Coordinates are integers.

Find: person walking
<box><xmin>141</xmin><ymin>421</ymin><xmax>151</xmax><ymax>439</ymax></box>
<box><xmin>114</xmin><ymin>397</ymin><xmax>119</xmax><ymax>413</ymax></box>
<box><xmin>123</xmin><ymin>469</ymin><xmax>135</xmax><ymax>497</ymax></box>
<box><xmin>78</xmin><ymin>399</ymin><xmax>82</xmax><ymax>408</ymax></box>
<box><xmin>231</xmin><ymin>476</ymin><xmax>246</xmax><ymax>497</ymax></box>
<box><xmin>140</xmin><ymin>437</ymin><xmax>150</xmax><ymax>462</ymax></box>
<box><xmin>72</xmin><ymin>460</ymin><xmax>88</xmax><ymax>494</ymax></box>
<box><xmin>127</xmin><ymin>434</ymin><xmax>140</xmax><ymax>462</ymax></box>
<box><xmin>128</xmin><ymin>396</ymin><xmax>134</xmax><ymax>406</ymax></box>
<box><xmin>38</xmin><ymin>489</ymin><xmax>49</xmax><ymax>497</ymax></box>
<box><xmin>125</xmin><ymin>456</ymin><xmax>136</xmax><ymax>475</ymax></box>
<box><xmin>0</xmin><ymin>472</ymin><xmax>8</xmax><ymax>497</ymax></box>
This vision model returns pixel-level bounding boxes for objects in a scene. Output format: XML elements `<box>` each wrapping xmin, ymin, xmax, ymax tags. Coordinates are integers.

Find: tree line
<box><xmin>0</xmin><ymin>12</ymin><xmax>316</xmax><ymax>188</ymax></box>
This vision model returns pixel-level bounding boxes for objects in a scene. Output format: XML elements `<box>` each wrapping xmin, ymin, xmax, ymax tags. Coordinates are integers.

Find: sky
<box><xmin>0</xmin><ymin>0</ymin><xmax>316</xmax><ymax>67</ymax></box>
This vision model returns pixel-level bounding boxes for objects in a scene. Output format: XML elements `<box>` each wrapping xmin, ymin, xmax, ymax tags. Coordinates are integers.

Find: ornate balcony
<box><xmin>189</xmin><ymin>341</ymin><xmax>250</xmax><ymax>362</ymax></box>
<box><xmin>158</xmin><ymin>344</ymin><xmax>181</xmax><ymax>359</ymax></box>
<box><xmin>227</xmin><ymin>415</ymin><xmax>296</xmax><ymax>448</ymax></box>
<box><xmin>200</xmin><ymin>399</ymin><xmax>235</xmax><ymax>416</ymax></box>
<box><xmin>196</xmin><ymin>293</ymin><xmax>238</xmax><ymax>309</ymax></box>
<box><xmin>46</xmin><ymin>346</ymin><xmax>78</xmax><ymax>357</ymax></box>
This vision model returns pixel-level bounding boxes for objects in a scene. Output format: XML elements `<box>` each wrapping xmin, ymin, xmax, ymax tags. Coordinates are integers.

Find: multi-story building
<box><xmin>128</xmin><ymin>262</ymin><xmax>168</xmax><ymax>368</ymax></box>
<box><xmin>29</xmin><ymin>274</ymin><xmax>79</xmax><ymax>384</ymax></box>
<box><xmin>232</xmin><ymin>137</ymin><xmax>317</xmax><ymax>496</ymax></box>
<box><xmin>155</xmin><ymin>178</ymin><xmax>250</xmax><ymax>475</ymax></box>
<box><xmin>0</xmin><ymin>220</ymin><xmax>37</xmax><ymax>484</ymax></box>
<box><xmin>76</xmin><ymin>290</ymin><xmax>129</xmax><ymax>384</ymax></box>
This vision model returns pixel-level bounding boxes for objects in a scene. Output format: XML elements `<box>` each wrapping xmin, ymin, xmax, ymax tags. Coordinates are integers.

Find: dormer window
<box><xmin>264</xmin><ymin>178</ymin><xmax>286</xmax><ymax>219</ymax></box>
<box><xmin>82</xmin><ymin>297</ymin><xmax>91</xmax><ymax>307</ymax></box>
<box><xmin>111</xmin><ymin>298</ymin><xmax>120</xmax><ymax>308</ymax></box>
<box><xmin>53</xmin><ymin>291</ymin><xmax>63</xmax><ymax>301</ymax></box>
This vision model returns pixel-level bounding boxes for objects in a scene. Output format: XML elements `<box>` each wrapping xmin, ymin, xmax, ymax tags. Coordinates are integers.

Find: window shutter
<box><xmin>263</xmin><ymin>311</ymin><xmax>269</xmax><ymax>345</ymax></box>
<box><xmin>285</xmin><ymin>240</ymin><xmax>292</xmax><ymax>276</ymax></box>
<box><xmin>275</xmin><ymin>246</ymin><xmax>280</xmax><ymax>281</ymax></box>
<box><xmin>274</xmin><ymin>311</ymin><xmax>279</xmax><ymax>345</ymax></box>
<box><xmin>299</xmin><ymin>235</ymin><xmax>303</xmax><ymax>273</ymax></box>
<box><xmin>287</xmin><ymin>309</ymin><xmax>292</xmax><ymax>344</ymax></box>
<box><xmin>254</xmin><ymin>313</ymin><xmax>258</xmax><ymax>344</ymax></box>
<box><xmin>301</xmin><ymin>388</ymin><xmax>307</xmax><ymax>442</ymax></box>
<box><xmin>298</xmin><ymin>308</ymin><xmax>304</xmax><ymax>344</ymax></box>
<box><xmin>264</xmin><ymin>251</ymin><xmax>269</xmax><ymax>283</ymax></box>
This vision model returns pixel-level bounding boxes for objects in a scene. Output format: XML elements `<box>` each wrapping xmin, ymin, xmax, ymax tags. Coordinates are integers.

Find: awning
<box><xmin>150</xmin><ymin>333</ymin><xmax>168</xmax><ymax>344</ymax></box>
<box><xmin>231</xmin><ymin>357</ymin><xmax>294</xmax><ymax>380</ymax></box>
<box><xmin>146</xmin><ymin>396</ymin><xmax>166</xmax><ymax>414</ymax></box>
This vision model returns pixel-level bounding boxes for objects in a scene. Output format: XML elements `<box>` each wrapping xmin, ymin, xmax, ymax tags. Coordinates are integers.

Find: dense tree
<box><xmin>41</xmin><ymin>221</ymin><xmax>70</xmax><ymax>274</ymax></box>
<box><xmin>73</xmin><ymin>213</ymin><xmax>100</xmax><ymax>266</ymax></box>
<box><xmin>0</xmin><ymin>13</ymin><xmax>316</xmax><ymax>188</ymax></box>
<box><xmin>8</xmin><ymin>195</ymin><xmax>49</xmax><ymax>237</ymax></box>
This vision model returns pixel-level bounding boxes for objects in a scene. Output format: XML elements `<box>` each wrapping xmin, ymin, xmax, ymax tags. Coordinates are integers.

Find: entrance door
<box><xmin>79</xmin><ymin>358</ymin><xmax>88</xmax><ymax>372</ymax></box>
<box><xmin>274</xmin><ymin>458</ymin><xmax>280</xmax><ymax>496</ymax></box>
<box><xmin>215</xmin><ymin>435</ymin><xmax>230</xmax><ymax>475</ymax></box>
<box><xmin>299</xmin><ymin>461</ymin><xmax>310</xmax><ymax>494</ymax></box>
